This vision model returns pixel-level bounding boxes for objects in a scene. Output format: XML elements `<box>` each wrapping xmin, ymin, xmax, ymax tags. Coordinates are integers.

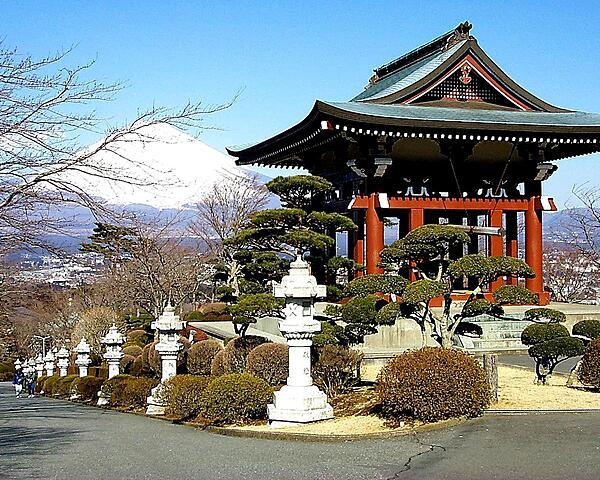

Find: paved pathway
<box><xmin>1</xmin><ymin>382</ymin><xmax>599</xmax><ymax>479</ymax></box>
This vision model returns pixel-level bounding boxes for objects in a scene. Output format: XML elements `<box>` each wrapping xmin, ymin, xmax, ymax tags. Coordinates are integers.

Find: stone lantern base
<box><xmin>268</xmin><ymin>385</ymin><xmax>333</xmax><ymax>427</ymax></box>
<box><xmin>146</xmin><ymin>385</ymin><xmax>166</xmax><ymax>416</ymax></box>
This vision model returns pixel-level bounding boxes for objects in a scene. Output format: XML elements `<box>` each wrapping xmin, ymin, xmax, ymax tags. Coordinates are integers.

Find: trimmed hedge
<box><xmin>210</xmin><ymin>349</ymin><xmax>227</xmax><ymax>376</ymax></box>
<box><xmin>222</xmin><ymin>336</ymin><xmax>270</xmax><ymax>374</ymax></box>
<box><xmin>579</xmin><ymin>337</ymin><xmax>600</xmax><ymax>388</ymax></box>
<box><xmin>493</xmin><ymin>285</ymin><xmax>538</xmax><ymax>305</ymax></box>
<box><xmin>120</xmin><ymin>354</ymin><xmax>136</xmax><ymax>374</ymax></box>
<box><xmin>74</xmin><ymin>376</ymin><xmax>105</xmax><ymax>401</ymax></box>
<box><xmin>160</xmin><ymin>374</ymin><xmax>213</xmax><ymax>420</ymax></box>
<box><xmin>312</xmin><ymin>345</ymin><xmax>362</xmax><ymax>399</ymax></box>
<box><xmin>36</xmin><ymin>375</ymin><xmax>48</xmax><ymax>393</ymax></box>
<box><xmin>123</xmin><ymin>345</ymin><xmax>143</xmax><ymax>357</ymax></box>
<box><xmin>187</xmin><ymin>340</ymin><xmax>223</xmax><ymax>376</ymax></box>
<box><xmin>42</xmin><ymin>375</ymin><xmax>61</xmax><ymax>395</ymax></box>
<box><xmin>521</xmin><ymin>323</ymin><xmax>569</xmax><ymax>346</ymax></box>
<box><xmin>572</xmin><ymin>320</ymin><xmax>600</xmax><ymax>341</ymax></box>
<box><xmin>105</xmin><ymin>375</ymin><xmax>158</xmax><ymax>410</ymax></box>
<box><xmin>199</xmin><ymin>373</ymin><xmax>273</xmax><ymax>425</ymax></box>
<box><xmin>246</xmin><ymin>343</ymin><xmax>289</xmax><ymax>386</ymax></box>
<box><xmin>377</xmin><ymin>347</ymin><xmax>491</xmax><ymax>423</ymax></box>
<box><xmin>55</xmin><ymin>375</ymin><xmax>79</xmax><ymax>398</ymax></box>
<box><xmin>0</xmin><ymin>361</ymin><xmax>15</xmax><ymax>381</ymax></box>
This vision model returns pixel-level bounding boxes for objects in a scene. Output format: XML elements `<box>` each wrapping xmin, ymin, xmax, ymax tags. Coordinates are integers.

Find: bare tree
<box><xmin>189</xmin><ymin>171</ymin><xmax>270</xmax><ymax>297</ymax></box>
<box><xmin>71</xmin><ymin>306</ymin><xmax>123</xmax><ymax>355</ymax></box>
<box><xmin>0</xmin><ymin>42</ymin><xmax>235</xmax><ymax>254</ymax></box>
<box><xmin>544</xmin><ymin>245</ymin><xmax>599</xmax><ymax>303</ymax></box>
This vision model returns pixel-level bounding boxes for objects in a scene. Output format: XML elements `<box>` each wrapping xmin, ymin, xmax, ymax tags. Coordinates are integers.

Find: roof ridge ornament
<box><xmin>444</xmin><ymin>21</ymin><xmax>473</xmax><ymax>51</ymax></box>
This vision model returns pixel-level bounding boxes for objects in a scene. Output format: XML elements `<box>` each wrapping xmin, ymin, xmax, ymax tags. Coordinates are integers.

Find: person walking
<box><xmin>12</xmin><ymin>369</ymin><xmax>24</xmax><ymax>398</ymax></box>
<box><xmin>25</xmin><ymin>368</ymin><xmax>37</xmax><ymax>398</ymax></box>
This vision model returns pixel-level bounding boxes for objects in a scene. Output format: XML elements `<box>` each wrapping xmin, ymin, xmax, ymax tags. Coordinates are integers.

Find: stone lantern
<box><xmin>43</xmin><ymin>351</ymin><xmax>55</xmax><ymax>376</ymax></box>
<box><xmin>268</xmin><ymin>255</ymin><xmax>333</xmax><ymax>426</ymax></box>
<box><xmin>56</xmin><ymin>347</ymin><xmax>70</xmax><ymax>377</ymax></box>
<box><xmin>74</xmin><ymin>337</ymin><xmax>92</xmax><ymax>377</ymax></box>
<box><xmin>146</xmin><ymin>305</ymin><xmax>185</xmax><ymax>415</ymax></box>
<box><xmin>14</xmin><ymin>358</ymin><xmax>22</xmax><ymax>371</ymax></box>
<box><xmin>35</xmin><ymin>354</ymin><xmax>44</xmax><ymax>378</ymax></box>
<box><xmin>101</xmin><ymin>325</ymin><xmax>125</xmax><ymax>379</ymax></box>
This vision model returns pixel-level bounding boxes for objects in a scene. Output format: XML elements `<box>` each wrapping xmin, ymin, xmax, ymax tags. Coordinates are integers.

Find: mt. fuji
<box><xmin>72</xmin><ymin>123</ymin><xmax>253</xmax><ymax>210</ymax></box>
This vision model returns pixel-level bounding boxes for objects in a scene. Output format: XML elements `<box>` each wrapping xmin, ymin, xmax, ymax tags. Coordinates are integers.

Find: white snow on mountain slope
<box><xmin>69</xmin><ymin>123</ymin><xmax>251</xmax><ymax>209</ymax></box>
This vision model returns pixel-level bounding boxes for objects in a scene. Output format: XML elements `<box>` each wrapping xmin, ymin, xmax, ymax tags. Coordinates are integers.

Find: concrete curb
<box><xmin>200</xmin><ymin>416</ymin><xmax>466</xmax><ymax>442</ymax></box>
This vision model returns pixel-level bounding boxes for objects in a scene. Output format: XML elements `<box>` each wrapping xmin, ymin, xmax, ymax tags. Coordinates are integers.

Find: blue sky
<box><xmin>3</xmin><ymin>1</ymin><xmax>600</xmax><ymax>209</ymax></box>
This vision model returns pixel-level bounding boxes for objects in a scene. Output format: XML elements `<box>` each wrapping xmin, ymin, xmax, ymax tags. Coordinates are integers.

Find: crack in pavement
<box><xmin>386</xmin><ymin>432</ymin><xmax>446</xmax><ymax>479</ymax></box>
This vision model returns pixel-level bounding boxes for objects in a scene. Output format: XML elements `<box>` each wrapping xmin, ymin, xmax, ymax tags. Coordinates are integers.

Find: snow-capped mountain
<box><xmin>70</xmin><ymin>123</ymin><xmax>251</xmax><ymax>209</ymax></box>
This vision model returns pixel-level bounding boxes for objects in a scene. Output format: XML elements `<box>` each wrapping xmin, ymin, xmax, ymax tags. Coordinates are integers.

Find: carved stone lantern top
<box><xmin>102</xmin><ymin>325</ymin><xmax>125</xmax><ymax>347</ymax></box>
<box><xmin>56</xmin><ymin>346</ymin><xmax>70</xmax><ymax>359</ymax></box>
<box><xmin>152</xmin><ymin>305</ymin><xmax>185</xmax><ymax>332</ymax></box>
<box><xmin>273</xmin><ymin>256</ymin><xmax>327</xmax><ymax>300</ymax></box>
<box><xmin>74</xmin><ymin>337</ymin><xmax>91</xmax><ymax>355</ymax></box>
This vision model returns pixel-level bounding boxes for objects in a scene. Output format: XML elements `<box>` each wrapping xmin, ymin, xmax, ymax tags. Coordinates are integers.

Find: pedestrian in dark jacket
<box><xmin>12</xmin><ymin>370</ymin><xmax>24</xmax><ymax>398</ymax></box>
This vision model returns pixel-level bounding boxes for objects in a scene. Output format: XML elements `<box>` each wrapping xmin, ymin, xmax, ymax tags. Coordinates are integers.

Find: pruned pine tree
<box><xmin>335</xmin><ymin>224</ymin><xmax>539</xmax><ymax>347</ymax></box>
<box><xmin>223</xmin><ymin>175</ymin><xmax>358</xmax><ymax>335</ymax></box>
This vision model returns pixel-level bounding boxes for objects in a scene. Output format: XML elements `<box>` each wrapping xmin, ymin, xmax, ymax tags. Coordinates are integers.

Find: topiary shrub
<box><xmin>75</xmin><ymin>376</ymin><xmax>104</xmax><ymax>401</ymax></box>
<box><xmin>123</xmin><ymin>345</ymin><xmax>143</xmax><ymax>357</ymax></box>
<box><xmin>376</xmin><ymin>347</ymin><xmax>491</xmax><ymax>424</ymax></box>
<box><xmin>55</xmin><ymin>375</ymin><xmax>79</xmax><ymax>398</ymax></box>
<box><xmin>521</xmin><ymin>323</ymin><xmax>569</xmax><ymax>346</ymax></box>
<box><xmin>126</xmin><ymin>329</ymin><xmax>152</xmax><ymax>347</ymax></box>
<box><xmin>222</xmin><ymin>335</ymin><xmax>270</xmax><ymax>374</ymax></box>
<box><xmin>130</xmin><ymin>356</ymin><xmax>143</xmax><ymax>377</ymax></box>
<box><xmin>184</xmin><ymin>310</ymin><xmax>205</xmax><ymax>321</ymax></box>
<box><xmin>0</xmin><ymin>362</ymin><xmax>15</xmax><ymax>381</ymax></box>
<box><xmin>107</xmin><ymin>375</ymin><xmax>158</xmax><ymax>410</ymax></box>
<box><xmin>210</xmin><ymin>349</ymin><xmax>227</xmax><ymax>376</ymax></box>
<box><xmin>187</xmin><ymin>340</ymin><xmax>223</xmax><ymax>376</ymax></box>
<box><xmin>579</xmin><ymin>337</ymin><xmax>600</xmax><ymax>388</ymax></box>
<box><xmin>199</xmin><ymin>373</ymin><xmax>273</xmax><ymax>425</ymax></box>
<box><xmin>35</xmin><ymin>375</ymin><xmax>48</xmax><ymax>393</ymax></box>
<box><xmin>42</xmin><ymin>375</ymin><xmax>60</xmax><ymax>396</ymax></box>
<box><xmin>120</xmin><ymin>354</ymin><xmax>136</xmax><ymax>374</ymax></box>
<box><xmin>493</xmin><ymin>285</ymin><xmax>539</xmax><ymax>305</ymax></box>
<box><xmin>312</xmin><ymin>345</ymin><xmax>362</xmax><ymax>399</ymax></box>
<box><xmin>572</xmin><ymin>320</ymin><xmax>600</xmax><ymax>341</ymax></box>
<box><xmin>524</xmin><ymin>307</ymin><xmax>566</xmax><ymax>324</ymax></box>
<box><xmin>159</xmin><ymin>374</ymin><xmax>213</xmax><ymax>420</ymax></box>
<box><xmin>100</xmin><ymin>374</ymin><xmax>130</xmax><ymax>402</ymax></box>
<box><xmin>246</xmin><ymin>343</ymin><xmax>289</xmax><ymax>386</ymax></box>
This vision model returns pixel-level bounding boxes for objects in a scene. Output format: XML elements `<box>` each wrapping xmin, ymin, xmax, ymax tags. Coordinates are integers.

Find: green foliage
<box><xmin>579</xmin><ymin>338</ymin><xmax>600</xmax><ymax>387</ymax></box>
<box><xmin>80</xmin><ymin>222</ymin><xmax>140</xmax><ymax>265</ymax></box>
<box><xmin>281</xmin><ymin>229</ymin><xmax>335</xmax><ymax>252</ymax></box>
<box><xmin>376</xmin><ymin>347</ymin><xmax>491</xmax><ymax>423</ymax></box>
<box><xmin>199</xmin><ymin>373</ymin><xmax>273</xmax><ymax>425</ymax></box>
<box><xmin>375</xmin><ymin>302</ymin><xmax>403</xmax><ymax>326</ymax></box>
<box><xmin>222</xmin><ymin>336</ymin><xmax>270</xmax><ymax>374</ymax></box>
<box><xmin>306</xmin><ymin>212</ymin><xmax>357</xmax><ymax>232</ymax></box>
<box><xmin>521</xmin><ymin>323</ymin><xmax>569</xmax><ymax>346</ymax></box>
<box><xmin>402</xmin><ymin>279</ymin><xmax>450</xmax><ymax>304</ymax></box>
<box><xmin>326</xmin><ymin>285</ymin><xmax>344</xmax><ymax>302</ymax></box>
<box><xmin>344</xmin><ymin>274</ymin><xmax>408</xmax><ymax>297</ymax></box>
<box><xmin>524</xmin><ymin>308</ymin><xmax>566</xmax><ymax>324</ymax></box>
<box><xmin>384</xmin><ymin>225</ymin><xmax>469</xmax><ymax>264</ymax></box>
<box><xmin>493</xmin><ymin>285</ymin><xmax>539</xmax><ymax>305</ymax></box>
<box><xmin>246</xmin><ymin>343</ymin><xmax>289</xmax><ymax>386</ymax></box>
<box><xmin>461</xmin><ymin>299</ymin><xmax>504</xmax><ymax>319</ymax></box>
<box><xmin>487</xmin><ymin>256</ymin><xmax>535</xmax><ymax>278</ymax></box>
<box><xmin>447</xmin><ymin>254</ymin><xmax>492</xmax><ymax>279</ymax></box>
<box><xmin>340</xmin><ymin>294</ymin><xmax>378</xmax><ymax>323</ymax></box>
<box><xmin>313</xmin><ymin>321</ymin><xmax>347</xmax><ymax>346</ymax></box>
<box><xmin>227</xmin><ymin>294</ymin><xmax>284</xmax><ymax>336</ymax></box>
<box><xmin>160</xmin><ymin>374</ymin><xmax>213</xmax><ymax>420</ymax></box>
<box><xmin>528</xmin><ymin>337</ymin><xmax>585</xmax><ymax>361</ymax></box>
<box><xmin>250</xmin><ymin>208</ymin><xmax>306</xmax><ymax>229</ymax></box>
<box><xmin>266</xmin><ymin>175</ymin><xmax>332</xmax><ymax>210</ymax></box>
<box><xmin>312</xmin><ymin>345</ymin><xmax>362</xmax><ymax>399</ymax></box>
<box><xmin>74</xmin><ymin>376</ymin><xmax>104</xmax><ymax>401</ymax></box>
<box><xmin>186</xmin><ymin>340</ymin><xmax>224</xmax><ymax>376</ymax></box>
<box><xmin>572</xmin><ymin>320</ymin><xmax>600</xmax><ymax>340</ymax></box>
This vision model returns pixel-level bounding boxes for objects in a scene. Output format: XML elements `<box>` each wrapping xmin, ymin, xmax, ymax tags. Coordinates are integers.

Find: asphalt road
<box><xmin>498</xmin><ymin>352</ymin><xmax>580</xmax><ymax>375</ymax></box>
<box><xmin>1</xmin><ymin>382</ymin><xmax>599</xmax><ymax>480</ymax></box>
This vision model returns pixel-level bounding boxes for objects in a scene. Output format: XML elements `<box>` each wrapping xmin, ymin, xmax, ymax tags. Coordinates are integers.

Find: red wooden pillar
<box><xmin>489</xmin><ymin>209</ymin><xmax>504</xmax><ymax>291</ymax></box>
<box><xmin>408</xmin><ymin>208</ymin><xmax>425</xmax><ymax>281</ymax></box>
<box><xmin>525</xmin><ymin>197</ymin><xmax>545</xmax><ymax>300</ymax></box>
<box><xmin>505</xmin><ymin>211</ymin><xmax>519</xmax><ymax>285</ymax></box>
<box><xmin>350</xmin><ymin>212</ymin><xmax>365</xmax><ymax>277</ymax></box>
<box><xmin>365</xmin><ymin>193</ymin><xmax>384</xmax><ymax>274</ymax></box>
